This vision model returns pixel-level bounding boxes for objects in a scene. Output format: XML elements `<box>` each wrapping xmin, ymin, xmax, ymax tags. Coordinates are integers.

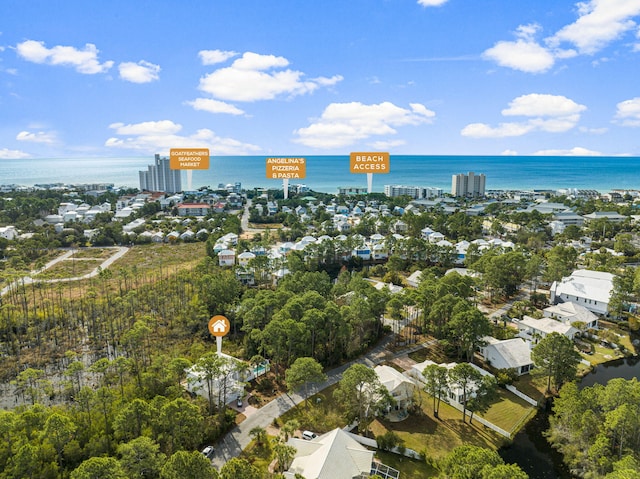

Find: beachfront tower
<box><xmin>139</xmin><ymin>154</ymin><xmax>182</xmax><ymax>194</ymax></box>
<box><xmin>451</xmin><ymin>171</ymin><xmax>486</xmax><ymax>197</ymax></box>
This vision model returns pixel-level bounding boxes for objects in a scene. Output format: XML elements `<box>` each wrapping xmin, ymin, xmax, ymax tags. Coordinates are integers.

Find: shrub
<box><xmin>376</xmin><ymin>430</ymin><xmax>402</xmax><ymax>451</ymax></box>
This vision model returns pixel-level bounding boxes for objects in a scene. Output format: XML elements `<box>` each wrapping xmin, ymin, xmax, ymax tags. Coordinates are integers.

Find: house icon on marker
<box><xmin>208</xmin><ymin>315</ymin><xmax>230</xmax><ymax>337</ymax></box>
<box><xmin>212</xmin><ymin>319</ymin><xmax>227</xmax><ymax>333</ymax></box>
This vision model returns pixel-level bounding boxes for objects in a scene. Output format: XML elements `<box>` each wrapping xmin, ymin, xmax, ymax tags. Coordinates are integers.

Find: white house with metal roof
<box><xmin>374</xmin><ymin>365</ymin><xmax>416</xmax><ymax>413</ymax></box>
<box><xmin>543</xmin><ymin>302</ymin><xmax>598</xmax><ymax>330</ymax></box>
<box><xmin>406</xmin><ymin>360</ymin><xmax>493</xmax><ymax>404</ymax></box>
<box><xmin>549</xmin><ymin>269</ymin><xmax>614</xmax><ymax>316</ymax></box>
<box><xmin>480</xmin><ymin>337</ymin><xmax>533</xmax><ymax>375</ymax></box>
<box><xmin>516</xmin><ymin>316</ymin><xmax>579</xmax><ymax>346</ymax></box>
<box><xmin>284</xmin><ymin>428</ymin><xmax>374</xmax><ymax>479</ymax></box>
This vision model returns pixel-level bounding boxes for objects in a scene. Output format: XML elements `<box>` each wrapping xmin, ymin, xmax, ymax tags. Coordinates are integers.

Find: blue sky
<box><xmin>1</xmin><ymin>0</ymin><xmax>640</xmax><ymax>159</ymax></box>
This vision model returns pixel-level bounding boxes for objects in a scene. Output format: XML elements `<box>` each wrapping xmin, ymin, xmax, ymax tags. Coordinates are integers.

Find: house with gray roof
<box><xmin>543</xmin><ymin>301</ymin><xmax>598</xmax><ymax>330</ymax></box>
<box><xmin>517</xmin><ymin>316</ymin><xmax>579</xmax><ymax>345</ymax></box>
<box><xmin>284</xmin><ymin>428</ymin><xmax>374</xmax><ymax>479</ymax></box>
<box><xmin>481</xmin><ymin>337</ymin><xmax>533</xmax><ymax>375</ymax></box>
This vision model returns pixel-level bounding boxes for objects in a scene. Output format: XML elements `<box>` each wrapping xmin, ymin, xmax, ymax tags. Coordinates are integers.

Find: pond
<box><xmin>499</xmin><ymin>356</ymin><xmax>640</xmax><ymax>479</ymax></box>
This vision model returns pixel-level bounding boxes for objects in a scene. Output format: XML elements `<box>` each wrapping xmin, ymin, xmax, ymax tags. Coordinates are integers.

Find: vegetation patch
<box><xmin>34</xmin><ymin>258</ymin><xmax>103</xmax><ymax>279</ymax></box>
<box><xmin>278</xmin><ymin>383</ymin><xmax>347</xmax><ymax>433</ymax></box>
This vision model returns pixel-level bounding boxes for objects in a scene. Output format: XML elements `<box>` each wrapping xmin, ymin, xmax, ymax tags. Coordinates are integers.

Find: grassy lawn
<box><xmin>375</xmin><ymin>450</ymin><xmax>438</xmax><ymax>478</ymax></box>
<box><xmin>512</xmin><ymin>374</ymin><xmax>549</xmax><ymax>399</ymax></box>
<box><xmin>277</xmin><ymin>383</ymin><xmax>348</xmax><ymax>433</ymax></box>
<box><xmin>239</xmin><ymin>437</ymin><xmax>276</xmax><ymax>472</ymax></box>
<box><xmin>407</xmin><ymin>340</ymin><xmax>451</xmax><ymax>364</ymax></box>
<box><xmin>371</xmin><ymin>390</ymin><xmax>508</xmax><ymax>462</ymax></box>
<box><xmin>481</xmin><ymin>388</ymin><xmax>537</xmax><ymax>435</ymax></box>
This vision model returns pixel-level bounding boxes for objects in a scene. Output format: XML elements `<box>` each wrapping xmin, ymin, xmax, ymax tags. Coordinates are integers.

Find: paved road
<box><xmin>240</xmin><ymin>198</ymin><xmax>264</xmax><ymax>236</ymax></box>
<box><xmin>211</xmin><ymin>335</ymin><xmax>397</xmax><ymax>469</ymax></box>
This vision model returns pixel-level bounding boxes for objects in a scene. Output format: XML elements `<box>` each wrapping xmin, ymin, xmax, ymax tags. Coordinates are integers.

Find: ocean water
<box><xmin>1</xmin><ymin>155</ymin><xmax>640</xmax><ymax>193</ymax></box>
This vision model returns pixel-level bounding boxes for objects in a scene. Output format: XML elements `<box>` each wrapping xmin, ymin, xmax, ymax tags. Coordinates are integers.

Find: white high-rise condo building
<box><xmin>384</xmin><ymin>185</ymin><xmax>443</xmax><ymax>199</ymax></box>
<box><xmin>451</xmin><ymin>172</ymin><xmax>485</xmax><ymax>197</ymax></box>
<box><xmin>139</xmin><ymin>154</ymin><xmax>182</xmax><ymax>194</ymax></box>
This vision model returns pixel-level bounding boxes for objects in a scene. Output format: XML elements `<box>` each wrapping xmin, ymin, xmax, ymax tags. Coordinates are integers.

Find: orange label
<box><xmin>266</xmin><ymin>157</ymin><xmax>306</xmax><ymax>179</ymax></box>
<box><xmin>350</xmin><ymin>152</ymin><xmax>390</xmax><ymax>174</ymax></box>
<box><xmin>208</xmin><ymin>315</ymin><xmax>230</xmax><ymax>337</ymax></box>
<box><xmin>170</xmin><ymin>148</ymin><xmax>210</xmax><ymax>170</ymax></box>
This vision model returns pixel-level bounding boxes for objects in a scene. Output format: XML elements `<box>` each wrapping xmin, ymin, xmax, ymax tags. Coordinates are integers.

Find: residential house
<box><xmin>543</xmin><ymin>302</ymin><xmax>598</xmax><ymax>330</ymax></box>
<box><xmin>180</xmin><ymin>230</ymin><xmax>195</xmax><ymax>241</ymax></box>
<box><xmin>406</xmin><ymin>270</ymin><xmax>423</xmax><ymax>288</ymax></box>
<box><xmin>237</xmin><ymin>251</ymin><xmax>256</xmax><ymax>268</ymax></box>
<box><xmin>114</xmin><ymin>206</ymin><xmax>135</xmax><ymax>219</ymax></box>
<box><xmin>371</xmin><ymin>243</ymin><xmax>389</xmax><ymax>261</ymax></box>
<box><xmin>406</xmin><ymin>360</ymin><xmax>492</xmax><ymax>404</ymax></box>
<box><xmin>166</xmin><ymin>231</ymin><xmax>180</xmax><ymax>242</ymax></box>
<box><xmin>480</xmin><ymin>337</ymin><xmax>533</xmax><ymax>375</ymax></box>
<box><xmin>284</xmin><ymin>428</ymin><xmax>375</xmax><ymax>479</ymax></box>
<box><xmin>392</xmin><ymin>220</ymin><xmax>408</xmax><ymax>234</ymax></box>
<box><xmin>185</xmin><ymin>352</ymin><xmax>249</xmax><ymax>406</ymax></box>
<box><xmin>549</xmin><ymin>269</ymin><xmax>614</xmax><ymax>316</ymax></box>
<box><xmin>352</xmin><ymin>246</ymin><xmax>371</xmax><ymax>261</ymax></box>
<box><xmin>517</xmin><ymin>316</ymin><xmax>579</xmax><ymax>345</ymax></box>
<box><xmin>145</xmin><ymin>232</ymin><xmax>161</xmax><ymax>243</ymax></box>
<box><xmin>218</xmin><ymin>249</ymin><xmax>236</xmax><ymax>267</ymax></box>
<box><xmin>0</xmin><ymin>226</ymin><xmax>18</xmax><ymax>240</ymax></box>
<box><xmin>218</xmin><ymin>232</ymin><xmax>238</xmax><ymax>246</ymax></box>
<box><xmin>374</xmin><ymin>365</ymin><xmax>416</xmax><ymax>414</ymax></box>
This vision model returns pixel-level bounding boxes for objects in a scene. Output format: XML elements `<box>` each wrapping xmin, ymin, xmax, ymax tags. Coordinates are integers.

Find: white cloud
<box><xmin>482</xmin><ymin>24</ymin><xmax>556</xmax><ymax>73</ymax></box>
<box><xmin>105</xmin><ymin>120</ymin><xmax>260</xmax><ymax>155</ymax></box>
<box><xmin>198</xmin><ymin>49</ymin><xmax>238</xmax><ymax>65</ymax></box>
<box><xmin>461</xmin><ymin>93</ymin><xmax>586</xmax><ymax>138</ymax></box>
<box><xmin>185</xmin><ymin>98</ymin><xmax>245</xmax><ymax>115</ymax></box>
<box><xmin>0</xmin><ymin>148</ymin><xmax>30</xmax><ymax>159</ymax></box>
<box><xmin>16</xmin><ymin>130</ymin><xmax>57</xmax><ymax>144</ymax></box>
<box><xmin>15</xmin><ymin>40</ymin><xmax>113</xmax><ymax>74</ymax></box>
<box><xmin>501</xmin><ymin>149</ymin><xmax>519</xmax><ymax>156</ymax></box>
<box><xmin>614</xmin><ymin>97</ymin><xmax>640</xmax><ymax>126</ymax></box>
<box><xmin>417</xmin><ymin>0</ymin><xmax>449</xmax><ymax>6</ymax></box>
<box><xmin>198</xmin><ymin>51</ymin><xmax>343</xmax><ymax>102</ymax></box>
<box><xmin>118</xmin><ymin>60</ymin><xmax>160</xmax><ymax>83</ymax></box>
<box><xmin>108</xmin><ymin>120</ymin><xmax>182</xmax><ymax>136</ymax></box>
<box><xmin>483</xmin><ymin>39</ymin><xmax>555</xmax><ymax>73</ymax></box>
<box><xmin>533</xmin><ymin>146</ymin><xmax>603</xmax><ymax>156</ymax></box>
<box><xmin>293</xmin><ymin>101</ymin><xmax>436</xmax><ymax>149</ymax></box>
<box><xmin>484</xmin><ymin>1</ymin><xmax>640</xmax><ymax>72</ymax></box>
<box><xmin>579</xmin><ymin>126</ymin><xmax>608</xmax><ymax>134</ymax></box>
<box><xmin>548</xmin><ymin>0</ymin><xmax>640</xmax><ymax>54</ymax></box>
<box><xmin>502</xmin><ymin>93</ymin><xmax>586</xmax><ymax>117</ymax></box>
<box><xmin>461</xmin><ymin>122</ymin><xmax>535</xmax><ymax>138</ymax></box>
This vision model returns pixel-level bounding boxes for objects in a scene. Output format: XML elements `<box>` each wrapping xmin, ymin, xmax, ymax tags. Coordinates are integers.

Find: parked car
<box><xmin>302</xmin><ymin>430</ymin><xmax>317</xmax><ymax>440</ymax></box>
<box><xmin>236</xmin><ymin>397</ymin><xmax>243</xmax><ymax>407</ymax></box>
<box><xmin>201</xmin><ymin>446</ymin><xmax>215</xmax><ymax>458</ymax></box>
